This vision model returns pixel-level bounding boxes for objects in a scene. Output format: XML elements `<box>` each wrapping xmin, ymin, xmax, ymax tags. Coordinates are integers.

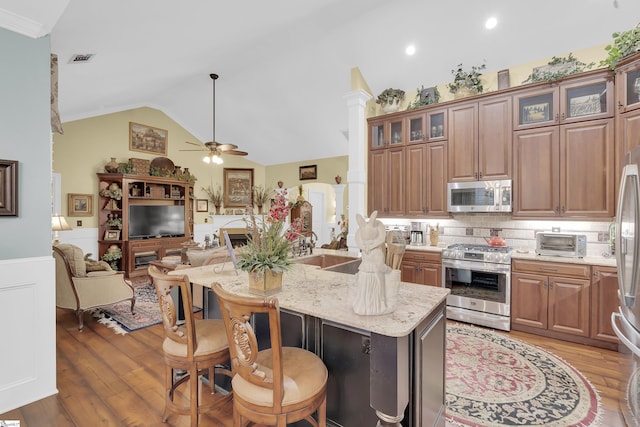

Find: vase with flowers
<box><xmin>237</xmin><ymin>188</ymin><xmax>303</xmax><ymax>295</ymax></box>
<box><xmin>252</xmin><ymin>184</ymin><xmax>272</xmax><ymax>214</ymax></box>
<box><xmin>203</xmin><ymin>183</ymin><xmax>223</xmax><ymax>214</ymax></box>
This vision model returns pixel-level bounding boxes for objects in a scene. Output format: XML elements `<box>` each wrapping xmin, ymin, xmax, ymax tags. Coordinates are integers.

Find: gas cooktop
<box><xmin>442</xmin><ymin>243</ymin><xmax>513</xmax><ymax>264</ymax></box>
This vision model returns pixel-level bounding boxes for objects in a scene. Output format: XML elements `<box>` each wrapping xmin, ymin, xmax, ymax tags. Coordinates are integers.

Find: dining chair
<box><xmin>212</xmin><ymin>282</ymin><xmax>328</xmax><ymax>427</ymax></box>
<box><xmin>148</xmin><ymin>265</ymin><xmax>232</xmax><ymax>427</ymax></box>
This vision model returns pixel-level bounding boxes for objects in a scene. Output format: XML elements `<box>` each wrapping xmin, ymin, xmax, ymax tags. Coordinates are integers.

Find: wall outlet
<box><xmin>597</xmin><ymin>231</ymin><xmax>604</xmax><ymax>241</ymax></box>
<box><xmin>466</xmin><ymin>227</ymin><xmax>473</xmax><ymax>236</ymax></box>
<box><xmin>439</xmin><ymin>226</ymin><xmax>444</xmax><ymax>235</ymax></box>
<box><xmin>76</xmin><ymin>220</ymin><xmax>82</xmax><ymax>227</ymax></box>
<box><xmin>552</xmin><ymin>226</ymin><xmax>561</xmax><ymax>232</ymax></box>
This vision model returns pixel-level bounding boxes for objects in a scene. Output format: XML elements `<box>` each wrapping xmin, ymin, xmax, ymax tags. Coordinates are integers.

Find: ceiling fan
<box><xmin>181</xmin><ymin>73</ymin><xmax>248</xmax><ymax>164</ymax></box>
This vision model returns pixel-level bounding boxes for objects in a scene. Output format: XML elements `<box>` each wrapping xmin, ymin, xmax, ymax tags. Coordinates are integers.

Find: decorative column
<box><xmin>343</xmin><ymin>89</ymin><xmax>372</xmax><ymax>251</ymax></box>
<box><xmin>332</xmin><ymin>183</ymin><xmax>346</xmax><ymax>220</ymax></box>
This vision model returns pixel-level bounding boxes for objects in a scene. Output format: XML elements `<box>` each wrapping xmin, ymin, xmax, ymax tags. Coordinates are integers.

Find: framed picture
<box><xmin>521</xmin><ymin>102</ymin><xmax>550</xmax><ymax>124</ymax></box>
<box><xmin>196</xmin><ymin>199</ymin><xmax>209</xmax><ymax>212</ymax></box>
<box><xmin>129</xmin><ymin>122</ymin><xmax>168</xmax><ymax>155</ymax></box>
<box><xmin>569</xmin><ymin>94</ymin><xmax>601</xmax><ymax>117</ymax></box>
<box><xmin>68</xmin><ymin>193</ymin><xmax>94</xmax><ymax>217</ymax></box>
<box><xmin>223</xmin><ymin>168</ymin><xmax>254</xmax><ymax>208</ymax></box>
<box><xmin>299</xmin><ymin>164</ymin><xmax>317</xmax><ymax>180</ymax></box>
<box><xmin>0</xmin><ymin>159</ymin><xmax>18</xmax><ymax>216</ymax></box>
<box><xmin>103</xmin><ymin>230</ymin><xmax>121</xmax><ymax>241</ymax></box>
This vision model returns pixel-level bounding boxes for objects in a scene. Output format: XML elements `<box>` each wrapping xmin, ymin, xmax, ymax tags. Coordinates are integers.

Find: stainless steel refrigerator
<box><xmin>613</xmin><ymin>146</ymin><xmax>640</xmax><ymax>426</ymax></box>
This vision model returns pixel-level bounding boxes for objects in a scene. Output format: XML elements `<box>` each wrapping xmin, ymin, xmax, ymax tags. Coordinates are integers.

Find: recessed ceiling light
<box><xmin>485</xmin><ymin>17</ymin><xmax>498</xmax><ymax>30</ymax></box>
<box><xmin>406</xmin><ymin>45</ymin><xmax>416</xmax><ymax>56</ymax></box>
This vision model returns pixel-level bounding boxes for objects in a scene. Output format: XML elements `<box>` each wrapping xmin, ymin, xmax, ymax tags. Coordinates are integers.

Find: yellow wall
<box><xmin>53</xmin><ymin>107</ymin><xmax>348</xmax><ymax>228</ymax></box>
<box><xmin>370</xmin><ymin>44</ymin><xmax>609</xmax><ymax>113</ymax></box>
<box><xmin>265</xmin><ymin>156</ymin><xmax>349</xmax><ymax>221</ymax></box>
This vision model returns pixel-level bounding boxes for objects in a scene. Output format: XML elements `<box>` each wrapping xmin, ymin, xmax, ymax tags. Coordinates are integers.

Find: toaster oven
<box><xmin>535</xmin><ymin>232</ymin><xmax>587</xmax><ymax>258</ymax></box>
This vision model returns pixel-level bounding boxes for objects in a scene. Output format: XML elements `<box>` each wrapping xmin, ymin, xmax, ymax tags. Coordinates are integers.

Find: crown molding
<box><xmin>0</xmin><ymin>7</ymin><xmax>47</xmax><ymax>38</ymax></box>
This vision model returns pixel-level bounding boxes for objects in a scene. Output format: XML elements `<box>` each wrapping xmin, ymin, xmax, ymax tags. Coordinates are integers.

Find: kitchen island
<box><xmin>171</xmin><ymin>258</ymin><xmax>450</xmax><ymax>427</ymax></box>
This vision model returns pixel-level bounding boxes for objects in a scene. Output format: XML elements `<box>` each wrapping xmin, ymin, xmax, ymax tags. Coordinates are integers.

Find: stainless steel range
<box><xmin>441</xmin><ymin>243</ymin><xmax>512</xmax><ymax>331</ymax></box>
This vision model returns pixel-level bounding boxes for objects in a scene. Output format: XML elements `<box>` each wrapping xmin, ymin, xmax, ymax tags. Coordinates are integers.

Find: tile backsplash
<box><xmin>380</xmin><ymin>213</ymin><xmax>615</xmax><ymax>258</ymax></box>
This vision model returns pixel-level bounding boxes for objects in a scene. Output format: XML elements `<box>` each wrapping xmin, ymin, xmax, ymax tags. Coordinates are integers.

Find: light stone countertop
<box><xmin>171</xmin><ymin>261</ymin><xmax>450</xmax><ymax>338</ymax></box>
<box><xmin>510</xmin><ymin>250</ymin><xmax>617</xmax><ymax>268</ymax></box>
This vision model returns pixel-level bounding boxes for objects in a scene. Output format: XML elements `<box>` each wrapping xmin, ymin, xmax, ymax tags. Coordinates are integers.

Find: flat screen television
<box><xmin>128</xmin><ymin>205</ymin><xmax>185</xmax><ymax>239</ymax></box>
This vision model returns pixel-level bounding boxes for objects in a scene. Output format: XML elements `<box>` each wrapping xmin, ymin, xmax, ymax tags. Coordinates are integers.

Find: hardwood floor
<box><xmin>0</xmin><ymin>311</ymin><xmax>627</xmax><ymax>426</ymax></box>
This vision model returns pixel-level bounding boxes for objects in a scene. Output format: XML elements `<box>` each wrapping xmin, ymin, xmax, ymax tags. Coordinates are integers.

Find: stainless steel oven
<box><xmin>441</xmin><ymin>244</ymin><xmax>511</xmax><ymax>331</ymax></box>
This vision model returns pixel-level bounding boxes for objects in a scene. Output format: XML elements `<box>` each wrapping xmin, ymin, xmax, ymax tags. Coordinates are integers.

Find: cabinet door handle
<box><xmin>618</xmin><ymin>101</ymin><xmax>624</xmax><ymax>110</ymax></box>
<box><xmin>593</xmin><ymin>271</ymin><xmax>599</xmax><ymax>279</ymax></box>
<box><xmin>543</xmin><ymin>281</ymin><xmax>547</xmax><ymax>289</ymax></box>
<box><xmin>478</xmin><ymin>171</ymin><xmax>483</xmax><ymax>179</ymax></box>
<box><xmin>541</xmin><ymin>267</ymin><xmax>557</xmax><ymax>271</ymax></box>
<box><xmin>554</xmin><ymin>205</ymin><xmax>560</xmax><ymax>213</ymax></box>
<box><xmin>549</xmin><ymin>281</ymin><xmax>553</xmax><ymax>289</ymax></box>
<box><xmin>555</xmin><ymin>113</ymin><xmax>559</xmax><ymax>122</ymax></box>
<box><xmin>561</xmin><ymin>112</ymin><xmax>565</xmax><ymax>120</ymax></box>
<box><xmin>561</xmin><ymin>206</ymin><xmax>566</xmax><ymax>213</ymax></box>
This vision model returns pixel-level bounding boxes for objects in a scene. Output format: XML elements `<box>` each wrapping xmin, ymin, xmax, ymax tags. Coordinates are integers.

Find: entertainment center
<box><xmin>97</xmin><ymin>173</ymin><xmax>194</xmax><ymax>279</ymax></box>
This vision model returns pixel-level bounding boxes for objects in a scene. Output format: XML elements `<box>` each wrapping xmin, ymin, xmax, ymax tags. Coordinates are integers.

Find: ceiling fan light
<box><xmin>202</xmin><ymin>155</ymin><xmax>211</xmax><ymax>164</ymax></box>
<box><xmin>213</xmin><ymin>154</ymin><xmax>223</xmax><ymax>165</ymax></box>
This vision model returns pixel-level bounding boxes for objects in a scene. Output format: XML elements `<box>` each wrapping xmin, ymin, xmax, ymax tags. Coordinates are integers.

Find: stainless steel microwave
<box><xmin>535</xmin><ymin>232</ymin><xmax>587</xmax><ymax>258</ymax></box>
<box><xmin>447</xmin><ymin>180</ymin><xmax>512</xmax><ymax>213</ymax></box>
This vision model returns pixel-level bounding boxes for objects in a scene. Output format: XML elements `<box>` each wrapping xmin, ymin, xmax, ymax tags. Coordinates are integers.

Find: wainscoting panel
<box><xmin>0</xmin><ymin>256</ymin><xmax>56</xmax><ymax>413</ymax></box>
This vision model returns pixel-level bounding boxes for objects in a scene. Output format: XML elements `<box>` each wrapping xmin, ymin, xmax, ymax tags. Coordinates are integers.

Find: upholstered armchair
<box><xmin>53</xmin><ymin>244</ymin><xmax>135</xmax><ymax>331</ymax></box>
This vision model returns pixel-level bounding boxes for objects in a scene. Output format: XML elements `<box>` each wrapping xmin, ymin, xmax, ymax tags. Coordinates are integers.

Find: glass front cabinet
<box><xmin>513</xmin><ymin>70</ymin><xmax>614</xmax><ymax>130</ymax></box>
<box><xmin>616</xmin><ymin>52</ymin><xmax>640</xmax><ymax>113</ymax></box>
<box><xmin>404</xmin><ymin>109</ymin><xmax>447</xmax><ymax>145</ymax></box>
<box><xmin>369</xmin><ymin>116</ymin><xmax>403</xmax><ymax>150</ymax></box>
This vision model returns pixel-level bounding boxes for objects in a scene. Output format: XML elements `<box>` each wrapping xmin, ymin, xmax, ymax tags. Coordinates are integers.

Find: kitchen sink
<box><xmin>322</xmin><ymin>258</ymin><xmax>361</xmax><ymax>274</ymax></box>
<box><xmin>293</xmin><ymin>254</ymin><xmax>359</xmax><ymax>269</ymax></box>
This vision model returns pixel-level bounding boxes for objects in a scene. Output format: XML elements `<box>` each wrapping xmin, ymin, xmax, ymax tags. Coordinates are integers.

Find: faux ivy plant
<box><xmin>523</xmin><ymin>53</ymin><xmax>595</xmax><ymax>84</ymax></box>
<box><xmin>600</xmin><ymin>25</ymin><xmax>640</xmax><ymax>70</ymax></box>
<box><xmin>447</xmin><ymin>63</ymin><xmax>486</xmax><ymax>95</ymax></box>
<box><xmin>376</xmin><ymin>88</ymin><xmax>405</xmax><ymax>105</ymax></box>
<box><xmin>407</xmin><ymin>86</ymin><xmax>441</xmax><ymax>110</ymax></box>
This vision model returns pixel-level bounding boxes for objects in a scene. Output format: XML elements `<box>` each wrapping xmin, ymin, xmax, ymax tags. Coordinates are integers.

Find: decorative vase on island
<box><xmin>248</xmin><ymin>269</ymin><xmax>283</xmax><ymax>296</ymax></box>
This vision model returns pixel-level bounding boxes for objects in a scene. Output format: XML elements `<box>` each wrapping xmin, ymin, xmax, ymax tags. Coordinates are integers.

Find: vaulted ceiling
<box><xmin>3</xmin><ymin>0</ymin><xmax>640</xmax><ymax>165</ymax></box>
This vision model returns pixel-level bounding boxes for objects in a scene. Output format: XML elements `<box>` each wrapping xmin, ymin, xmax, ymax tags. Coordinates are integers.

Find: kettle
<box><xmin>484</xmin><ymin>235</ymin><xmax>507</xmax><ymax>247</ymax></box>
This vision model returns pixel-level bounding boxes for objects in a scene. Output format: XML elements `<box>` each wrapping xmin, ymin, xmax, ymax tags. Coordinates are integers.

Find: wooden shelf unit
<box><xmin>97</xmin><ymin>173</ymin><xmax>194</xmax><ymax>278</ymax></box>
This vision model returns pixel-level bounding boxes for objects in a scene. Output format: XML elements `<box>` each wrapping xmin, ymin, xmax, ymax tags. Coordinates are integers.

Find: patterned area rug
<box><xmin>93</xmin><ymin>284</ymin><xmax>161</xmax><ymax>335</ymax></box>
<box><xmin>446</xmin><ymin>324</ymin><xmax>601</xmax><ymax>427</ymax></box>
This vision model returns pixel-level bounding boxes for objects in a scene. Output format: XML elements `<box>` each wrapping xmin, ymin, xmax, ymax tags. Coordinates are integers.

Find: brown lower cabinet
<box><xmin>511</xmin><ymin>259</ymin><xmax>617</xmax><ymax>349</ymax></box>
<box><xmin>400</xmin><ymin>250</ymin><xmax>441</xmax><ymax>286</ymax></box>
<box><xmin>126</xmin><ymin>237</ymin><xmax>189</xmax><ymax>279</ymax></box>
<box><xmin>591</xmin><ymin>266</ymin><xmax>619</xmax><ymax>343</ymax></box>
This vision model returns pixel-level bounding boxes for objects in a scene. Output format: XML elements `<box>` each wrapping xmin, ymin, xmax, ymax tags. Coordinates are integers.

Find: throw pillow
<box><xmin>85</xmin><ymin>260</ymin><xmax>112</xmax><ymax>272</ymax></box>
<box><xmin>56</xmin><ymin>244</ymin><xmax>87</xmax><ymax>277</ymax></box>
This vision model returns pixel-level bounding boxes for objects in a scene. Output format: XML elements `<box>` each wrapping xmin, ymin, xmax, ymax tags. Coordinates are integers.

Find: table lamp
<box><xmin>52</xmin><ymin>215</ymin><xmax>72</xmax><ymax>245</ymax></box>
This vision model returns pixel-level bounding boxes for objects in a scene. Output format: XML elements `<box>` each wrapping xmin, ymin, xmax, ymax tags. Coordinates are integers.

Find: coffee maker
<box><xmin>410</xmin><ymin>222</ymin><xmax>428</xmax><ymax>245</ymax></box>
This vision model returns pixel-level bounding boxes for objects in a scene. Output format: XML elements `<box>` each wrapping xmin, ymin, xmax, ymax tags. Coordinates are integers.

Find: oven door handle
<box><xmin>441</xmin><ymin>259</ymin><xmax>511</xmax><ymax>273</ymax></box>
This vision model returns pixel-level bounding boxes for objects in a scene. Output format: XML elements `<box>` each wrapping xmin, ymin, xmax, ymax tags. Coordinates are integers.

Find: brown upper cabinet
<box><xmin>513</xmin><ymin>71</ymin><xmax>614</xmax><ymax>131</ymax></box>
<box><xmin>448</xmin><ymin>96</ymin><xmax>512</xmax><ymax>182</ymax></box>
<box><xmin>369</xmin><ymin>115</ymin><xmax>404</xmax><ymax>150</ymax></box>
<box><xmin>615</xmin><ymin>53</ymin><xmax>640</xmax><ymax>179</ymax></box>
<box><xmin>513</xmin><ymin>117</ymin><xmax>614</xmax><ymax>218</ymax></box>
<box><xmin>404</xmin><ymin>108</ymin><xmax>448</xmax><ymax>144</ymax></box>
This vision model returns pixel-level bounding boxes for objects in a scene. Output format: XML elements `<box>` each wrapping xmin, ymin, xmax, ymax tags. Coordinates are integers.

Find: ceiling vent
<box><xmin>68</xmin><ymin>54</ymin><xmax>95</xmax><ymax>64</ymax></box>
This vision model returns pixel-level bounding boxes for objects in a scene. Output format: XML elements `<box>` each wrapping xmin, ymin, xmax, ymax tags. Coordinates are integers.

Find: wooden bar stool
<box><xmin>212</xmin><ymin>282</ymin><xmax>328</xmax><ymax>427</ymax></box>
<box><xmin>148</xmin><ymin>265</ymin><xmax>232</xmax><ymax>427</ymax></box>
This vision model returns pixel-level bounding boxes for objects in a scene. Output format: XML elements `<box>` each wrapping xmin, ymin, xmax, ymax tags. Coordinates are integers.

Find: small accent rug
<box><xmin>93</xmin><ymin>284</ymin><xmax>161</xmax><ymax>335</ymax></box>
<box><xmin>446</xmin><ymin>324</ymin><xmax>601</xmax><ymax>427</ymax></box>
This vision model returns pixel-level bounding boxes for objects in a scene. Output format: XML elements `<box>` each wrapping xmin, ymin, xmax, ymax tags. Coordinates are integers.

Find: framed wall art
<box><xmin>299</xmin><ymin>164</ymin><xmax>317</xmax><ymax>180</ymax></box>
<box><xmin>68</xmin><ymin>193</ymin><xmax>93</xmax><ymax>217</ymax></box>
<box><xmin>104</xmin><ymin>230</ymin><xmax>121</xmax><ymax>241</ymax></box>
<box><xmin>129</xmin><ymin>122</ymin><xmax>168</xmax><ymax>155</ymax></box>
<box><xmin>196</xmin><ymin>199</ymin><xmax>209</xmax><ymax>212</ymax></box>
<box><xmin>223</xmin><ymin>168</ymin><xmax>254</xmax><ymax>208</ymax></box>
<box><xmin>0</xmin><ymin>159</ymin><xmax>18</xmax><ymax>216</ymax></box>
